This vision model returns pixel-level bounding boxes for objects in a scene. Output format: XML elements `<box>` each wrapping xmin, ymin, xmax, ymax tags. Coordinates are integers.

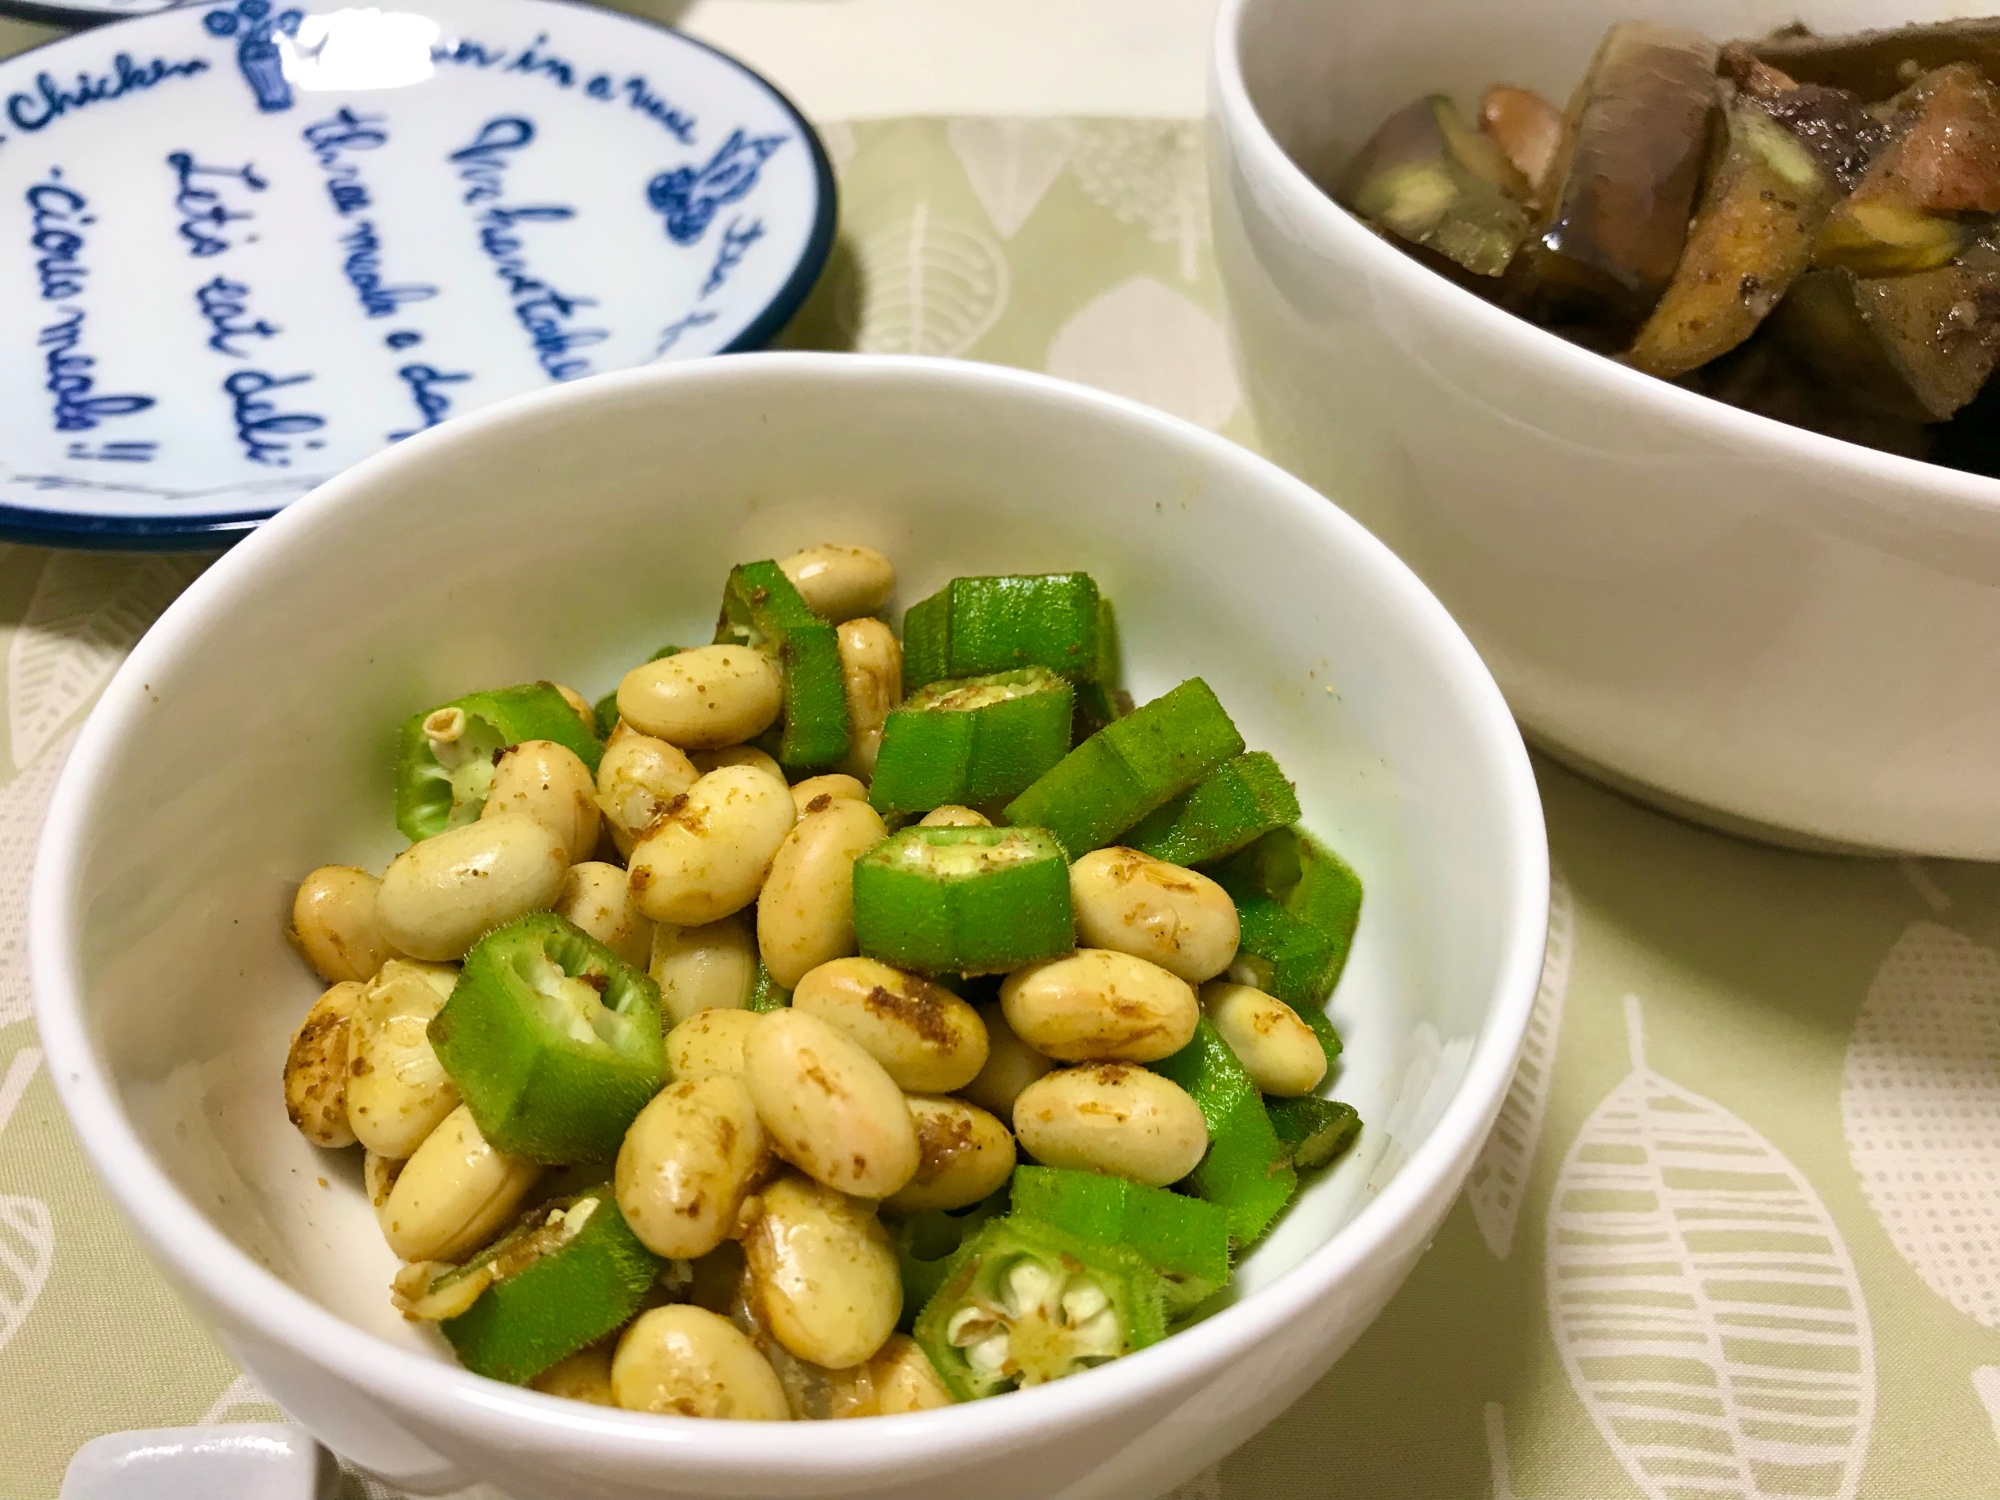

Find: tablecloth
<box><xmin>1</xmin><ymin>11</ymin><xmax>1999</xmax><ymax>1500</ymax></box>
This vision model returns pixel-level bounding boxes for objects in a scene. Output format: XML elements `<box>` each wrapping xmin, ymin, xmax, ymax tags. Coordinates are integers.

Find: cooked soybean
<box><xmin>553</xmin><ymin>860</ymin><xmax>655</xmax><ymax>967</ymax></box>
<box><xmin>627</xmin><ymin>764</ymin><xmax>796</xmax><ymax>926</ymax></box>
<box><xmin>612</xmin><ymin>1305</ymin><xmax>790</xmax><ymax>1419</ymax></box>
<box><xmin>836</xmin><ymin>618</ymin><xmax>901</xmax><ymax>779</ymax></box>
<box><xmin>757</xmin><ymin>800</ymin><xmax>891</xmax><ymax>990</ymax></box>
<box><xmin>999</xmin><ymin>949</ymin><xmax>1200</xmax><ymax>1063</ymax></box>
<box><xmin>616</xmin><ymin>1074</ymin><xmax>772</xmax><ymax>1260</ymax></box>
<box><xmin>1012</xmin><ymin>1064</ymin><xmax>1208</xmax><ymax>1187</ymax></box>
<box><xmin>379</xmin><ymin>1102</ymin><xmax>541</xmax><ymax>1262</ymax></box>
<box><xmin>291</xmin><ymin>866</ymin><xmax>395</xmax><ymax>984</ymax></box>
<box><xmin>666</xmin><ymin>1007</ymin><xmax>763</xmax><ymax>1081</ymax></box>
<box><xmin>742</xmin><ymin>1009</ymin><xmax>919</xmax><ymax>1198</ymax></box>
<box><xmin>617</xmin><ymin>645</ymin><xmax>784</xmax><ymax>749</ymax></box>
<box><xmin>957</xmin><ymin>1000</ymin><xmax>1055</xmax><ymax>1118</ymax></box>
<box><xmin>778</xmin><ymin>544</ymin><xmax>896</xmax><ymax>623</ymax></box>
<box><xmin>283</xmin><ymin>980</ymin><xmax>365</xmax><ymax>1148</ymax></box>
<box><xmin>1201</xmin><ymin>980</ymin><xmax>1328</xmax><ymax>1097</ymax></box>
<box><xmin>789</xmin><ymin>773</ymin><xmax>868</xmax><ymax>818</ymax></box>
<box><xmin>742</xmin><ymin>1173</ymin><xmax>901</xmax><ymax>1370</ymax></box>
<box><xmin>790</xmin><ymin>957</ymin><xmax>988</xmax><ymax>1093</ymax></box>
<box><xmin>881</xmin><ymin>1095</ymin><xmax>1016</xmax><ymax>1215</ymax></box>
<box><xmin>483</xmin><ymin>739</ymin><xmax>602</xmax><ymax>864</ymax></box>
<box><xmin>347</xmin><ymin>959</ymin><xmax>460</xmax><ymax>1159</ymax></box>
<box><xmin>651</xmin><ymin>913</ymin><xmax>759</xmax><ymax>1025</ymax></box>
<box><xmin>1069</xmin><ymin>847</ymin><xmax>1241</xmax><ymax>983</ymax></box>
<box><xmin>595</xmin><ymin>724</ymin><xmax>700</xmax><ymax>857</ymax></box>
<box><xmin>375</xmin><ymin>813</ymin><xmax>568</xmax><ymax>961</ymax></box>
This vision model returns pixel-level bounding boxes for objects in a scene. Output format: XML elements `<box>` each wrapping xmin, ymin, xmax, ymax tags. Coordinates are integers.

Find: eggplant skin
<box><xmin>1750</xmin><ymin>17</ymin><xmax>2000</xmax><ymax>103</ymax></box>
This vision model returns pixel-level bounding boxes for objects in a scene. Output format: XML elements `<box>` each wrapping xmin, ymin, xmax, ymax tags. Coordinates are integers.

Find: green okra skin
<box><xmin>1070</xmin><ymin>681</ymin><xmax>1126</xmax><ymax>746</ymax></box>
<box><xmin>429</xmin><ymin>914</ymin><xmax>665</xmax><ymax>1164</ymax></box>
<box><xmin>748</xmin><ymin>962</ymin><xmax>791</xmax><ymax>1013</ymax></box>
<box><xmin>913</xmin><ymin>1215</ymin><xmax>1166</xmax><ymax>1399</ymax></box>
<box><xmin>395</xmin><ymin>683</ymin><xmax>605</xmax><ymax>843</ymax></box>
<box><xmin>440</xmin><ymin>1194</ymin><xmax>662</xmax><ymax>1384</ymax></box>
<box><xmin>900</xmin><ymin>574</ymin><xmax>1105</xmax><ymax>691</ymax></box>
<box><xmin>1003</xmin><ymin>678</ymin><xmax>1246</xmax><ymax>857</ymax></box>
<box><xmin>1214</xmin><ymin>881</ymin><xmax>1340</xmax><ymax>1010</ymax></box>
<box><xmin>1216</xmin><ymin>827</ymin><xmax>1365</xmax><ymax>986</ymax></box>
<box><xmin>868</xmin><ymin>667</ymin><xmax>1075</xmax><ymax>815</ymax></box>
<box><xmin>893</xmin><ymin>1192</ymin><xmax>1009</xmax><ymax>1333</ymax></box>
<box><xmin>1125</xmin><ymin>752</ymin><xmax>1302</xmax><ymax>868</ymax></box>
<box><xmin>716</xmin><ymin>561</ymin><xmax>850</xmax><ymax>769</ymax></box>
<box><xmin>1150</xmin><ymin>1018</ymin><xmax>1298</xmax><ymax>1245</ymax></box>
<box><xmin>1008</xmin><ymin>1165</ymin><xmax>1231</xmax><ymax>1316</ymax></box>
<box><xmin>594</xmin><ymin>645</ymin><xmax>680</xmax><ymax>736</ymax></box>
<box><xmin>1267</xmin><ymin>1098</ymin><xmax>1362</xmax><ymax>1172</ymax></box>
<box><xmin>852</xmin><ymin>826</ymin><xmax>1075</xmax><ymax>974</ymax></box>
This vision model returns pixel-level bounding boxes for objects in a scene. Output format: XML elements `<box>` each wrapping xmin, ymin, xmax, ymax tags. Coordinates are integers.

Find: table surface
<box><xmin>2</xmin><ymin>5</ymin><xmax>1999</xmax><ymax>1499</ymax></box>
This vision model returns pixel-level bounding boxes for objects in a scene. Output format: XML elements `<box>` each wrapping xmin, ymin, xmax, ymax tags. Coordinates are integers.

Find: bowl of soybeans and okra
<box><xmin>32</xmin><ymin>354</ymin><xmax>1546</xmax><ymax>1499</ymax></box>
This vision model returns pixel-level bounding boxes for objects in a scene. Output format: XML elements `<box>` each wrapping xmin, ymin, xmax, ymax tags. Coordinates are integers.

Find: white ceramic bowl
<box><xmin>1210</xmin><ymin>0</ymin><xmax>2000</xmax><ymax>858</ymax></box>
<box><xmin>31</xmin><ymin>354</ymin><xmax>1546</xmax><ymax>1500</ymax></box>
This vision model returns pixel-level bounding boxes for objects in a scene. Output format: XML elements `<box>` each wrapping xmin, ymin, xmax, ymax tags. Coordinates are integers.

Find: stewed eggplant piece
<box><xmin>1752</xmin><ymin>17</ymin><xmax>2000</xmax><ymax>102</ymax></box>
<box><xmin>1337</xmin><ymin>94</ymin><xmax>1531</xmax><ymax>276</ymax></box>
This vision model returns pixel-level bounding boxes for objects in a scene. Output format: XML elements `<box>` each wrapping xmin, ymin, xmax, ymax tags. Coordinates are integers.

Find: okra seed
<box><xmin>617</xmin><ymin>645</ymin><xmax>783</xmax><ymax>750</ymax></box>
<box><xmin>1200</xmin><ymin>980</ymin><xmax>1328</xmax><ymax>1097</ymax></box>
<box><xmin>483</xmin><ymin>740</ymin><xmax>602</xmax><ymax>864</ymax></box>
<box><xmin>1068</xmin><ymin>847</ymin><xmax>1241</xmax><ymax>984</ymax></box>
<box><xmin>552</xmin><ymin>861</ymin><xmax>655</xmax><ymax>968</ymax></box>
<box><xmin>290</xmin><ymin>865</ymin><xmax>395</xmax><ymax>985</ymax></box>
<box><xmin>376</xmin><ymin>813</ymin><xmax>569</xmax><ymax>962</ymax></box>
<box><xmin>778</xmin><ymin>543</ymin><xmax>896</xmax><ymax>623</ymax></box>
<box><xmin>423</xmin><ymin>706</ymin><xmax>467</xmax><ymax>747</ymax></box>
<box><xmin>999</xmin><ymin>949</ymin><xmax>1201</xmax><ymax>1064</ymax></box>
<box><xmin>1011</xmin><ymin>1064</ymin><xmax>1208</xmax><ymax>1187</ymax></box>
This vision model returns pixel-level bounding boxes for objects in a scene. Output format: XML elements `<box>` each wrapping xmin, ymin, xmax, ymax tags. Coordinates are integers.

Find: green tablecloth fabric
<box><xmin>0</xmin><ymin>90</ymin><xmax>1995</xmax><ymax>1500</ymax></box>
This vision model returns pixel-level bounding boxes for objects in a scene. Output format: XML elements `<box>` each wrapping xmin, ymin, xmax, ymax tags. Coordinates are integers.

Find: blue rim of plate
<box><xmin>0</xmin><ymin>0</ymin><xmax>839</xmax><ymax>551</ymax></box>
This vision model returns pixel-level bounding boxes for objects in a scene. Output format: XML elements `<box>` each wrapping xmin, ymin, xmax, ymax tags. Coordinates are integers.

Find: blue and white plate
<box><xmin>0</xmin><ymin>0</ymin><xmax>835</xmax><ymax>545</ymax></box>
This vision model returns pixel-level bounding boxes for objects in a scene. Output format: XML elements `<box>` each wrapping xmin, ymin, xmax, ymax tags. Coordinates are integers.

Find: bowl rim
<box><xmin>0</xmin><ymin>0</ymin><xmax>839</xmax><ymax>552</ymax></box>
<box><xmin>30</xmin><ymin>352</ymin><xmax>1549</xmax><ymax>1474</ymax></box>
<box><xmin>1207</xmin><ymin>0</ymin><xmax>2000</xmax><ymax>522</ymax></box>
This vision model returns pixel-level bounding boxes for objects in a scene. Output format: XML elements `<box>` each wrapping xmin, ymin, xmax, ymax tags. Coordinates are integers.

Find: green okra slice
<box><xmin>715</xmin><ymin>561</ymin><xmax>850</xmax><ymax>769</ymax></box>
<box><xmin>395</xmin><ymin>683</ymin><xmax>604</xmax><ymax>842</ymax></box>
<box><xmin>594</xmin><ymin>645</ymin><xmax>680</xmax><ymax>737</ymax></box>
<box><xmin>852</xmin><ymin>826</ymin><xmax>1074</xmax><ymax>974</ymax></box>
<box><xmin>429</xmin><ymin>914</ymin><xmax>665</xmax><ymax>1164</ymax></box>
<box><xmin>1267</xmin><ymin>1098</ymin><xmax>1362</xmax><ymax>1172</ymax></box>
<box><xmin>1003</xmin><ymin>678</ymin><xmax>1245</xmax><ymax>857</ymax></box>
<box><xmin>1124</xmin><ymin>752</ymin><xmax>1301</xmax><ymax>868</ymax></box>
<box><xmin>1216</xmin><ymin>827</ymin><xmax>1365</xmax><ymax>981</ymax></box>
<box><xmin>913</xmin><ymin>1215</ymin><xmax>1166</xmax><ymax>1399</ymax></box>
<box><xmin>901</xmin><ymin>574</ymin><xmax>1105</xmax><ymax>691</ymax></box>
<box><xmin>1211</xmin><ymin>887</ymin><xmax>1344</xmax><ymax>1074</ymax></box>
<box><xmin>1009</xmin><ymin>1165</ymin><xmax>1230</xmax><ymax>1316</ymax></box>
<box><xmin>868</xmin><ymin>667</ymin><xmax>1075</xmax><ymax>815</ymax></box>
<box><xmin>748</xmin><ymin>961</ymin><xmax>791</xmax><ymax>1013</ymax></box>
<box><xmin>894</xmin><ymin>1192</ymin><xmax>1009</xmax><ymax>1332</ymax></box>
<box><xmin>1150</xmin><ymin>1018</ymin><xmax>1297</xmax><ymax>1245</ymax></box>
<box><xmin>407</xmin><ymin>1195</ymin><xmax>662</xmax><ymax>1385</ymax></box>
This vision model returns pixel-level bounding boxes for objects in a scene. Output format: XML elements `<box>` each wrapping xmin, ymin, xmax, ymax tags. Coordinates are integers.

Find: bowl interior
<box><xmin>1237</xmin><ymin>0</ymin><xmax>1972</xmax><ymax>201</ymax></box>
<box><xmin>47</xmin><ymin>356</ymin><xmax>1538</xmax><ymax>1380</ymax></box>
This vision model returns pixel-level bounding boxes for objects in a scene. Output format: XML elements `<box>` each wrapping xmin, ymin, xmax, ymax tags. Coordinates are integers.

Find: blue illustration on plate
<box><xmin>646</xmin><ymin>128</ymin><xmax>787</xmax><ymax>245</ymax></box>
<box><xmin>204</xmin><ymin>1</ymin><xmax>304</xmax><ymax>114</ymax></box>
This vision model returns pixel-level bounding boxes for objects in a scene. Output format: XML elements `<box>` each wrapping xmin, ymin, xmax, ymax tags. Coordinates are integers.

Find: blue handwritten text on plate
<box><xmin>9</xmin><ymin>53</ymin><xmax>209</xmax><ymax>133</ymax></box>
<box><xmin>169</xmin><ymin>151</ymin><xmax>266</xmax><ymax>258</ymax></box>
<box><xmin>27</xmin><ymin>170</ymin><xmax>157</xmax><ymax>443</ymax></box>
<box><xmin>435</xmin><ymin>32</ymin><xmax>696</xmax><ymax>144</ymax></box>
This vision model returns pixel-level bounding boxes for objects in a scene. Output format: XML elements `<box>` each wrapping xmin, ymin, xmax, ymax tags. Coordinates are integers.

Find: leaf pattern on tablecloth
<box><xmin>1044</xmin><ymin>276</ymin><xmax>1239</xmax><ymax>430</ymax></box>
<box><xmin>0</xmin><ymin>1047</ymin><xmax>51</xmax><ymax>1357</ymax></box>
<box><xmin>1841</xmin><ymin>921</ymin><xmax>2000</xmax><ymax>1328</ymax></box>
<box><xmin>1976</xmin><ymin>1367</ymin><xmax>2000</xmax><ymax>1450</ymax></box>
<box><xmin>1468</xmin><ymin>864</ymin><xmax>1575</xmax><ymax>1260</ymax></box>
<box><xmin>948</xmin><ymin>119</ymin><xmax>1076</xmax><ymax>238</ymax></box>
<box><xmin>835</xmin><ymin>203</ymin><xmax>1009</xmax><ymax>357</ymax></box>
<box><xmin>1067</xmin><ymin>121</ymin><xmax>1207</xmax><ymax>281</ymax></box>
<box><xmin>1548</xmin><ymin>996</ymin><xmax>1874</xmax><ymax>1500</ymax></box>
<box><xmin>0</xmin><ymin>722</ymin><xmax>81</xmax><ymax>1031</ymax></box>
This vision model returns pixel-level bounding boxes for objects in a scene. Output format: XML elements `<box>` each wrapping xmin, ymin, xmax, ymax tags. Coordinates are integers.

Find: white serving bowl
<box><xmin>1210</xmin><ymin>0</ymin><xmax>2000</xmax><ymax>857</ymax></box>
<box><xmin>31</xmin><ymin>354</ymin><xmax>1546</xmax><ymax>1500</ymax></box>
